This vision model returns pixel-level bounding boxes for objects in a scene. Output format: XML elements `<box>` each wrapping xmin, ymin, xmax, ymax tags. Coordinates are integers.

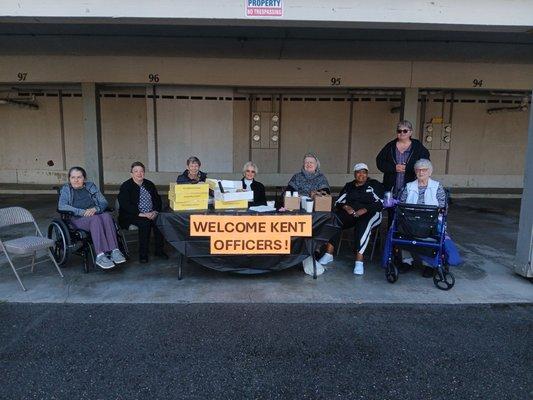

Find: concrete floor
<box><xmin>0</xmin><ymin>194</ymin><xmax>531</xmax><ymax>304</ymax></box>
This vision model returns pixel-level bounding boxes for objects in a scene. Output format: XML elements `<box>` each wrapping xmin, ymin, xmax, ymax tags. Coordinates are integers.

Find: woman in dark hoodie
<box><xmin>376</xmin><ymin>120</ymin><xmax>430</xmax><ymax>199</ymax></box>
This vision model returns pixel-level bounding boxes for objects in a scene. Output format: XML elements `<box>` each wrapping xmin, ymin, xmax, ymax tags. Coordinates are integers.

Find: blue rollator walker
<box><xmin>383</xmin><ymin>202</ymin><xmax>455</xmax><ymax>290</ymax></box>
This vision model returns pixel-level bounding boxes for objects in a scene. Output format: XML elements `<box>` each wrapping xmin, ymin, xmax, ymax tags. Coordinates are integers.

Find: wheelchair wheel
<box><xmin>117</xmin><ymin>229</ymin><xmax>130</xmax><ymax>260</ymax></box>
<box><xmin>433</xmin><ymin>268</ymin><xmax>455</xmax><ymax>290</ymax></box>
<box><xmin>82</xmin><ymin>241</ymin><xmax>95</xmax><ymax>273</ymax></box>
<box><xmin>385</xmin><ymin>261</ymin><xmax>399</xmax><ymax>283</ymax></box>
<box><xmin>47</xmin><ymin>220</ymin><xmax>70</xmax><ymax>266</ymax></box>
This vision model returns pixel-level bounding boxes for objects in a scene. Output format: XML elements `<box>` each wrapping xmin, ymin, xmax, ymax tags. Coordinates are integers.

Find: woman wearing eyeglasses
<box><xmin>376</xmin><ymin>120</ymin><xmax>430</xmax><ymax>199</ymax></box>
<box><xmin>241</xmin><ymin>161</ymin><xmax>267</xmax><ymax>206</ymax></box>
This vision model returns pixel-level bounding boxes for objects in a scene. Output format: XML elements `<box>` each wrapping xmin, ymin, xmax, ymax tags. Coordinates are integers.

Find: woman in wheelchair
<box><xmin>398</xmin><ymin>159</ymin><xmax>446</xmax><ymax>208</ymax></box>
<box><xmin>58</xmin><ymin>166</ymin><xmax>126</xmax><ymax>269</ymax></box>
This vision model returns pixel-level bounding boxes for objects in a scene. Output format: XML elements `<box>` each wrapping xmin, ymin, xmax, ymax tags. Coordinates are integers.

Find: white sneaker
<box><xmin>353</xmin><ymin>261</ymin><xmax>364</xmax><ymax>275</ymax></box>
<box><xmin>318</xmin><ymin>253</ymin><xmax>334</xmax><ymax>266</ymax></box>
<box><xmin>110</xmin><ymin>249</ymin><xmax>126</xmax><ymax>264</ymax></box>
<box><xmin>95</xmin><ymin>254</ymin><xmax>115</xmax><ymax>269</ymax></box>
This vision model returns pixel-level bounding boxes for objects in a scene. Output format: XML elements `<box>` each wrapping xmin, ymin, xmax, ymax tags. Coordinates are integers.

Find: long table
<box><xmin>156</xmin><ymin>211</ymin><xmax>341</xmax><ymax>279</ymax></box>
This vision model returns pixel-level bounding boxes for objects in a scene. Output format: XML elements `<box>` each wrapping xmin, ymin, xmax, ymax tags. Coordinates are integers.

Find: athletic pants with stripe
<box><xmin>330</xmin><ymin>209</ymin><xmax>382</xmax><ymax>254</ymax></box>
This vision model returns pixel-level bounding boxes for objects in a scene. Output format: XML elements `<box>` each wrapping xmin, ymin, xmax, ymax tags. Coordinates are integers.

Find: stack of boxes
<box><xmin>168</xmin><ymin>183</ymin><xmax>209</xmax><ymax>211</ymax></box>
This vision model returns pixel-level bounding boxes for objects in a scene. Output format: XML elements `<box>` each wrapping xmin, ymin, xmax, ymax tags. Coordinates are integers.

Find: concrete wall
<box><xmin>0</xmin><ymin>87</ymin><xmax>529</xmax><ymax>188</ymax></box>
<box><xmin>1</xmin><ymin>56</ymin><xmax>533</xmax><ymax>90</ymax></box>
<box><xmin>153</xmin><ymin>87</ymin><xmax>234</xmax><ymax>174</ymax></box>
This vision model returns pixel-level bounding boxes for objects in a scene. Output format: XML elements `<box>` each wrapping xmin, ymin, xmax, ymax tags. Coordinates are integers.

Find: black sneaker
<box><xmin>139</xmin><ymin>255</ymin><xmax>149</xmax><ymax>264</ymax></box>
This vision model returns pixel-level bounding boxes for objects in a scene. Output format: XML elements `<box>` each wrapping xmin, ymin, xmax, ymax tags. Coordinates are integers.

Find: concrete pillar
<box><xmin>401</xmin><ymin>88</ymin><xmax>419</xmax><ymax>136</ymax></box>
<box><xmin>515</xmin><ymin>91</ymin><xmax>533</xmax><ymax>278</ymax></box>
<box><xmin>81</xmin><ymin>83</ymin><xmax>104</xmax><ymax>191</ymax></box>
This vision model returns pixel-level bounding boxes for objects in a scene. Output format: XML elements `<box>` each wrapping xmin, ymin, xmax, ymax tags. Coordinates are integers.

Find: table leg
<box><xmin>178</xmin><ymin>253</ymin><xmax>184</xmax><ymax>280</ymax></box>
<box><xmin>312</xmin><ymin>253</ymin><xmax>317</xmax><ymax>280</ymax></box>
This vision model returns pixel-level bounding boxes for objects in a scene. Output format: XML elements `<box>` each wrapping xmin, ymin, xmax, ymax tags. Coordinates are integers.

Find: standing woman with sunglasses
<box><xmin>376</xmin><ymin>120</ymin><xmax>430</xmax><ymax>200</ymax></box>
<box><xmin>241</xmin><ymin>161</ymin><xmax>267</xmax><ymax>206</ymax></box>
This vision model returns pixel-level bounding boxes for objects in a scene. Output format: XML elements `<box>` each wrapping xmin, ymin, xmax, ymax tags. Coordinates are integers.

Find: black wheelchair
<box><xmin>47</xmin><ymin>192</ymin><xmax>128</xmax><ymax>273</ymax></box>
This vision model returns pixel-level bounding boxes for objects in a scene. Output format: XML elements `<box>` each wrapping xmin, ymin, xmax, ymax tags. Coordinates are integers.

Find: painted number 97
<box><xmin>17</xmin><ymin>72</ymin><xmax>27</xmax><ymax>81</ymax></box>
<box><xmin>148</xmin><ymin>74</ymin><xmax>160</xmax><ymax>83</ymax></box>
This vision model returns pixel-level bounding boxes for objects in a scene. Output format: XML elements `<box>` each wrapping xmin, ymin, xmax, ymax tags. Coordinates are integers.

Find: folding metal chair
<box><xmin>0</xmin><ymin>206</ymin><xmax>64</xmax><ymax>291</ymax></box>
<box><xmin>336</xmin><ymin>222</ymin><xmax>382</xmax><ymax>261</ymax></box>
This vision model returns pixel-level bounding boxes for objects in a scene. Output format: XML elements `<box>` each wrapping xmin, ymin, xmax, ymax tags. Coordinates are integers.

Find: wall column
<box><xmin>401</xmin><ymin>88</ymin><xmax>419</xmax><ymax>135</ymax></box>
<box><xmin>515</xmin><ymin>91</ymin><xmax>533</xmax><ymax>278</ymax></box>
<box><xmin>81</xmin><ymin>82</ymin><xmax>104</xmax><ymax>191</ymax></box>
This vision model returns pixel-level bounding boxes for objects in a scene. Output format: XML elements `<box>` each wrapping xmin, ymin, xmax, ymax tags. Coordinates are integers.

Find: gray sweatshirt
<box><xmin>58</xmin><ymin>182</ymin><xmax>108</xmax><ymax>217</ymax></box>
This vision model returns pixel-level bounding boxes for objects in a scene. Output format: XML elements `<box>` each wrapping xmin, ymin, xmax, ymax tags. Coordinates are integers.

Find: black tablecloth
<box><xmin>156</xmin><ymin>211</ymin><xmax>341</xmax><ymax>273</ymax></box>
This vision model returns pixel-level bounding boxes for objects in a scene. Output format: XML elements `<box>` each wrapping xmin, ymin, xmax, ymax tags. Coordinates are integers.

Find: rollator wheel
<box><xmin>385</xmin><ymin>261</ymin><xmax>399</xmax><ymax>283</ymax></box>
<box><xmin>433</xmin><ymin>269</ymin><xmax>455</xmax><ymax>290</ymax></box>
<box><xmin>47</xmin><ymin>220</ymin><xmax>70</xmax><ymax>266</ymax></box>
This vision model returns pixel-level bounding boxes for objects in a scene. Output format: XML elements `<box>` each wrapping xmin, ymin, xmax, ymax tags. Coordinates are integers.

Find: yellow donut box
<box><xmin>168</xmin><ymin>183</ymin><xmax>209</xmax><ymax>211</ymax></box>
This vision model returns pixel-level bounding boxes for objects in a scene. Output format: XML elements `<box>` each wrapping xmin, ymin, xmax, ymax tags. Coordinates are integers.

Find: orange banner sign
<box><xmin>190</xmin><ymin>215</ymin><xmax>312</xmax><ymax>254</ymax></box>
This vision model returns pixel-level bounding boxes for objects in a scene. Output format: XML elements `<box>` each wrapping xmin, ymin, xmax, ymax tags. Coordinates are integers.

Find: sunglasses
<box><xmin>245</xmin><ymin>170</ymin><xmax>256</xmax><ymax>174</ymax></box>
<box><xmin>397</xmin><ymin>129</ymin><xmax>411</xmax><ymax>134</ymax></box>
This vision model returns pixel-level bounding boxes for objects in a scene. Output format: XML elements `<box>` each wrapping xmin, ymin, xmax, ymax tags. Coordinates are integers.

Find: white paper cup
<box><xmin>285</xmin><ymin>191</ymin><xmax>291</xmax><ymax>197</ymax></box>
<box><xmin>305</xmin><ymin>200</ymin><xmax>314</xmax><ymax>213</ymax></box>
<box><xmin>300</xmin><ymin>196</ymin><xmax>310</xmax><ymax>209</ymax></box>
<box><xmin>267</xmin><ymin>200</ymin><xmax>275</xmax><ymax>208</ymax></box>
<box><xmin>293</xmin><ymin>191</ymin><xmax>299</xmax><ymax>197</ymax></box>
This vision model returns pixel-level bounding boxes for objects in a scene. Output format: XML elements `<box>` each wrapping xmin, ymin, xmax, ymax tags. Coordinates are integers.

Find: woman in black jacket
<box><xmin>118</xmin><ymin>161</ymin><xmax>166</xmax><ymax>263</ymax></box>
<box><xmin>376</xmin><ymin>120</ymin><xmax>430</xmax><ymax>198</ymax></box>
<box><xmin>241</xmin><ymin>161</ymin><xmax>267</xmax><ymax>206</ymax></box>
<box><xmin>176</xmin><ymin>156</ymin><xmax>207</xmax><ymax>184</ymax></box>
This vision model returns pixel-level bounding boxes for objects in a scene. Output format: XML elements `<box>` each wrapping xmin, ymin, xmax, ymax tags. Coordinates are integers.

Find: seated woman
<box><xmin>58</xmin><ymin>166</ymin><xmax>126</xmax><ymax>269</ymax></box>
<box><xmin>286</xmin><ymin>153</ymin><xmax>330</xmax><ymax>197</ymax></box>
<box><xmin>318</xmin><ymin>163</ymin><xmax>384</xmax><ymax>275</ymax></box>
<box><xmin>398</xmin><ymin>158</ymin><xmax>446</xmax><ymax>276</ymax></box>
<box><xmin>399</xmin><ymin>159</ymin><xmax>446</xmax><ymax>208</ymax></box>
<box><xmin>176</xmin><ymin>156</ymin><xmax>207</xmax><ymax>184</ymax></box>
<box><xmin>241</xmin><ymin>161</ymin><xmax>267</xmax><ymax>206</ymax></box>
<box><xmin>118</xmin><ymin>161</ymin><xmax>167</xmax><ymax>263</ymax></box>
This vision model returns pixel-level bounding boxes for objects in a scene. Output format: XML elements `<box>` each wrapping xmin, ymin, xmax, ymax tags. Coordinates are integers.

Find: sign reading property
<box><xmin>190</xmin><ymin>215</ymin><xmax>311</xmax><ymax>254</ymax></box>
<box><xmin>246</xmin><ymin>0</ymin><xmax>283</xmax><ymax>17</ymax></box>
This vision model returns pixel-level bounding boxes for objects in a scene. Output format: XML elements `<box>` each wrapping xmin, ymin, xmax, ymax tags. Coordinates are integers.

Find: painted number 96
<box><xmin>148</xmin><ymin>74</ymin><xmax>160</xmax><ymax>83</ymax></box>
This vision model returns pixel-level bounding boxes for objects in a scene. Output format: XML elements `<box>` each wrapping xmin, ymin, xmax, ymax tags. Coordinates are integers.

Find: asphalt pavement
<box><xmin>1</xmin><ymin>303</ymin><xmax>531</xmax><ymax>400</ymax></box>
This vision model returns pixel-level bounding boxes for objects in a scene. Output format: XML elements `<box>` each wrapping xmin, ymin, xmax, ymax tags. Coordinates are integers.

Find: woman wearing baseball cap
<box><xmin>318</xmin><ymin>162</ymin><xmax>384</xmax><ymax>275</ymax></box>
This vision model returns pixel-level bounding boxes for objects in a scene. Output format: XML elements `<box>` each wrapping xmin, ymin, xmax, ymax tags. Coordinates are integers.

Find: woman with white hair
<box><xmin>241</xmin><ymin>161</ymin><xmax>267</xmax><ymax>206</ymax></box>
<box><xmin>398</xmin><ymin>158</ymin><xmax>447</xmax><ymax>277</ymax></box>
<box><xmin>286</xmin><ymin>153</ymin><xmax>330</xmax><ymax>197</ymax></box>
<box><xmin>399</xmin><ymin>159</ymin><xmax>446</xmax><ymax>207</ymax></box>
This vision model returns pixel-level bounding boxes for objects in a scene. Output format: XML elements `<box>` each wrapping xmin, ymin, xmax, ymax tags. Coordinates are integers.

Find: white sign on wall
<box><xmin>246</xmin><ymin>0</ymin><xmax>283</xmax><ymax>17</ymax></box>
